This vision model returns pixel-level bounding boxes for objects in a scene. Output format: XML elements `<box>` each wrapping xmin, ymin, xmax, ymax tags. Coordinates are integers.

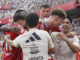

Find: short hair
<box><xmin>51</xmin><ymin>8</ymin><xmax>66</xmax><ymax>19</ymax></box>
<box><xmin>66</xmin><ymin>14</ymin><xmax>72</xmax><ymax>23</ymax></box>
<box><xmin>40</xmin><ymin>4</ymin><xmax>50</xmax><ymax>9</ymax></box>
<box><xmin>13</xmin><ymin>13</ymin><xmax>25</xmax><ymax>22</ymax></box>
<box><xmin>26</xmin><ymin>13</ymin><xmax>39</xmax><ymax>28</ymax></box>
<box><xmin>15</xmin><ymin>9</ymin><xmax>26</xmax><ymax>14</ymax></box>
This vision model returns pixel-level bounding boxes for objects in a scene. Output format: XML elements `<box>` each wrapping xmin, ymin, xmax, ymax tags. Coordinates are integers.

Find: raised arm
<box><xmin>57</xmin><ymin>32</ymin><xmax>80</xmax><ymax>52</ymax></box>
<box><xmin>0</xmin><ymin>25</ymin><xmax>21</xmax><ymax>33</ymax></box>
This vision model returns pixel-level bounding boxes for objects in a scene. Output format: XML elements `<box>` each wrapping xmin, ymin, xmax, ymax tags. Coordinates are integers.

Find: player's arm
<box><xmin>48</xmin><ymin>39</ymin><xmax>55</xmax><ymax>54</ymax></box>
<box><xmin>0</xmin><ymin>25</ymin><xmax>11</xmax><ymax>31</ymax></box>
<box><xmin>0</xmin><ymin>25</ymin><xmax>21</xmax><ymax>33</ymax></box>
<box><xmin>57</xmin><ymin>33</ymin><xmax>80</xmax><ymax>52</ymax></box>
<box><xmin>4</xmin><ymin>35</ymin><xmax>14</xmax><ymax>46</ymax></box>
<box><xmin>64</xmin><ymin>36</ymin><xmax>79</xmax><ymax>52</ymax></box>
<box><xmin>45</xmin><ymin>32</ymin><xmax>55</xmax><ymax>54</ymax></box>
<box><xmin>48</xmin><ymin>48</ymin><xmax>55</xmax><ymax>54</ymax></box>
<box><xmin>4</xmin><ymin>35</ymin><xmax>20</xmax><ymax>48</ymax></box>
<box><xmin>45</xmin><ymin>16</ymin><xmax>58</xmax><ymax>27</ymax></box>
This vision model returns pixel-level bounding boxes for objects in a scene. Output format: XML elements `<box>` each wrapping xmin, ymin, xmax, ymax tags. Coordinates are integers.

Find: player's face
<box><xmin>18</xmin><ymin>19</ymin><xmax>26</xmax><ymax>27</ymax></box>
<box><xmin>56</xmin><ymin>17</ymin><xmax>64</xmax><ymax>26</ymax></box>
<box><xmin>40</xmin><ymin>7</ymin><xmax>50</xmax><ymax>18</ymax></box>
<box><xmin>51</xmin><ymin>16</ymin><xmax>64</xmax><ymax>27</ymax></box>
<box><xmin>61</xmin><ymin>18</ymin><xmax>72</xmax><ymax>33</ymax></box>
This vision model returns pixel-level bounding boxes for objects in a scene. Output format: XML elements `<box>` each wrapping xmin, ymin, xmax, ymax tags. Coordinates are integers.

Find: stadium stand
<box><xmin>0</xmin><ymin>0</ymin><xmax>74</xmax><ymax>20</ymax></box>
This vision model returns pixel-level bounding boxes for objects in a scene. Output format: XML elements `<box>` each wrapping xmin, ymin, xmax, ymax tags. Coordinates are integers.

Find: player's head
<box><xmin>26</xmin><ymin>13</ymin><xmax>39</xmax><ymax>28</ymax></box>
<box><xmin>15</xmin><ymin>9</ymin><xmax>26</xmax><ymax>14</ymax></box>
<box><xmin>50</xmin><ymin>8</ymin><xmax>66</xmax><ymax>27</ymax></box>
<box><xmin>40</xmin><ymin>4</ymin><xmax>50</xmax><ymax>18</ymax></box>
<box><xmin>61</xmin><ymin>15</ymin><xmax>72</xmax><ymax>33</ymax></box>
<box><xmin>13</xmin><ymin>13</ymin><xmax>26</xmax><ymax>26</ymax></box>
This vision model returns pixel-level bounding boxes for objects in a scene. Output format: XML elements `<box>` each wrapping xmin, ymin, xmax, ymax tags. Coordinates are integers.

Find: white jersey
<box><xmin>13</xmin><ymin>28</ymin><xmax>54</xmax><ymax>60</ymax></box>
<box><xmin>51</xmin><ymin>32</ymin><xmax>79</xmax><ymax>60</ymax></box>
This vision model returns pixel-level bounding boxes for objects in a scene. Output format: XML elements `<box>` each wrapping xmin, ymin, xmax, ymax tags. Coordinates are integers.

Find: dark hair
<box><xmin>66</xmin><ymin>15</ymin><xmax>72</xmax><ymax>23</ymax></box>
<box><xmin>13</xmin><ymin>13</ymin><xmax>25</xmax><ymax>22</ymax></box>
<box><xmin>26</xmin><ymin>13</ymin><xmax>39</xmax><ymax>28</ymax></box>
<box><xmin>51</xmin><ymin>8</ymin><xmax>66</xmax><ymax>19</ymax></box>
<box><xmin>15</xmin><ymin>9</ymin><xmax>26</xmax><ymax>14</ymax></box>
<box><xmin>23</xmin><ymin>25</ymin><xmax>28</xmax><ymax>29</ymax></box>
<box><xmin>40</xmin><ymin>4</ymin><xmax>50</xmax><ymax>9</ymax></box>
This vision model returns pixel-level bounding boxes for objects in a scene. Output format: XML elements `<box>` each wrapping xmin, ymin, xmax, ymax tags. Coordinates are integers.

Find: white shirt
<box><xmin>13</xmin><ymin>28</ymin><xmax>54</xmax><ymax>60</ymax></box>
<box><xmin>51</xmin><ymin>32</ymin><xmax>79</xmax><ymax>60</ymax></box>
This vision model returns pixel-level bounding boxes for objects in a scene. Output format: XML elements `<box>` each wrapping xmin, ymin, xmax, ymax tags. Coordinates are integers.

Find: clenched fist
<box><xmin>57</xmin><ymin>32</ymin><xmax>68</xmax><ymax>41</ymax></box>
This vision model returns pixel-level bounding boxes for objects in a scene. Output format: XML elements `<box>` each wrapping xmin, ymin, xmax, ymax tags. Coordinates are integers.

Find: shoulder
<box><xmin>51</xmin><ymin>32</ymin><xmax>59</xmax><ymax>37</ymax></box>
<box><xmin>50</xmin><ymin>26</ymin><xmax>61</xmax><ymax>32</ymax></box>
<box><xmin>73</xmin><ymin>35</ymin><xmax>79</xmax><ymax>39</ymax></box>
<box><xmin>35</xmin><ymin>30</ymin><xmax>50</xmax><ymax>37</ymax></box>
<box><xmin>19</xmin><ymin>31</ymin><xmax>27</xmax><ymax>38</ymax></box>
<box><xmin>16</xmin><ymin>25</ymin><xmax>24</xmax><ymax>33</ymax></box>
<box><xmin>37</xmin><ymin>30</ymin><xmax>49</xmax><ymax>34</ymax></box>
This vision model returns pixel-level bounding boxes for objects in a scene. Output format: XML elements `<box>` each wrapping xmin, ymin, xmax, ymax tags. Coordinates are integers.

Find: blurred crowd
<box><xmin>0</xmin><ymin>0</ymin><xmax>80</xmax><ymax>36</ymax></box>
<box><xmin>72</xmin><ymin>18</ymin><xmax>80</xmax><ymax>37</ymax></box>
<box><xmin>0</xmin><ymin>0</ymin><xmax>73</xmax><ymax>20</ymax></box>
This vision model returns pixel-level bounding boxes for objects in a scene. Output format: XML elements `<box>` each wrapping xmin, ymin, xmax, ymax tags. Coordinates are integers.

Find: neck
<box><xmin>29</xmin><ymin>26</ymin><xmax>38</xmax><ymax>30</ymax></box>
<box><xmin>14</xmin><ymin>22</ymin><xmax>19</xmax><ymax>25</ymax></box>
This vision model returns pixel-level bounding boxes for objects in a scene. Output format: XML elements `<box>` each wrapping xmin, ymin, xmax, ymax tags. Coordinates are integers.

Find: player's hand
<box><xmin>4</xmin><ymin>35</ymin><xmax>12</xmax><ymax>46</ymax></box>
<box><xmin>11</xmin><ymin>27</ymin><xmax>21</xmax><ymax>34</ymax></box>
<box><xmin>48</xmin><ymin>16</ymin><xmax>58</xmax><ymax>22</ymax></box>
<box><xmin>39</xmin><ymin>19</ymin><xmax>44</xmax><ymax>24</ymax></box>
<box><xmin>67</xmin><ymin>32</ymin><xmax>75</xmax><ymax>38</ymax></box>
<box><xmin>4</xmin><ymin>35</ymin><xmax>9</xmax><ymax>41</ymax></box>
<box><xmin>57</xmin><ymin>32</ymin><xmax>67</xmax><ymax>41</ymax></box>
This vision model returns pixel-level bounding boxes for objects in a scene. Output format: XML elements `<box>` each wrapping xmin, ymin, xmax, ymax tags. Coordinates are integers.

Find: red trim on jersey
<box><xmin>38</xmin><ymin>22</ymin><xmax>61</xmax><ymax>33</ymax></box>
<box><xmin>76</xmin><ymin>52</ymin><xmax>79</xmax><ymax>60</ymax></box>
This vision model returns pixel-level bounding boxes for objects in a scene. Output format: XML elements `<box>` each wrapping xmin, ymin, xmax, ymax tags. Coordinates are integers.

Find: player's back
<box><xmin>19</xmin><ymin>29</ymin><xmax>50</xmax><ymax>60</ymax></box>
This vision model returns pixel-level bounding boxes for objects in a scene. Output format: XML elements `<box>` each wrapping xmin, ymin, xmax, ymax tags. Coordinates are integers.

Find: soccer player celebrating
<box><xmin>1</xmin><ymin>12</ymin><xmax>26</xmax><ymax>60</ymax></box>
<box><xmin>38</xmin><ymin>8</ymin><xmax>66</xmax><ymax>33</ymax></box>
<box><xmin>40</xmin><ymin>4</ymin><xmax>50</xmax><ymax>19</ymax></box>
<box><xmin>38</xmin><ymin>5</ymin><xmax>66</xmax><ymax>60</ymax></box>
<box><xmin>4</xmin><ymin>13</ymin><xmax>55</xmax><ymax>60</ymax></box>
<box><xmin>0</xmin><ymin>9</ymin><xmax>26</xmax><ymax>33</ymax></box>
<box><xmin>51</xmin><ymin>17</ymin><xmax>79</xmax><ymax>60</ymax></box>
<box><xmin>43</xmin><ymin>8</ymin><xmax>66</xmax><ymax>33</ymax></box>
<box><xmin>38</xmin><ymin>4</ymin><xmax>50</xmax><ymax>30</ymax></box>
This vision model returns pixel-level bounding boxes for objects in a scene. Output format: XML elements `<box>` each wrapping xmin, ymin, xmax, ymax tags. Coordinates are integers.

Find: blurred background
<box><xmin>0</xmin><ymin>0</ymin><xmax>80</xmax><ymax>36</ymax></box>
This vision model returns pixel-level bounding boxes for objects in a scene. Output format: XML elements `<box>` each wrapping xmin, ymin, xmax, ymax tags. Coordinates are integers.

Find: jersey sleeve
<box><xmin>72</xmin><ymin>36</ymin><xmax>79</xmax><ymax>47</ymax></box>
<box><xmin>10</xmin><ymin>25</ymin><xmax>25</xmax><ymax>40</ymax></box>
<box><xmin>51</xmin><ymin>32</ymin><xmax>58</xmax><ymax>41</ymax></box>
<box><xmin>1</xmin><ymin>25</ymin><xmax>11</xmax><ymax>30</ymax></box>
<box><xmin>45</xmin><ymin>32</ymin><xmax>54</xmax><ymax>49</ymax></box>
<box><xmin>13</xmin><ymin>35</ymin><xmax>22</xmax><ymax>48</ymax></box>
